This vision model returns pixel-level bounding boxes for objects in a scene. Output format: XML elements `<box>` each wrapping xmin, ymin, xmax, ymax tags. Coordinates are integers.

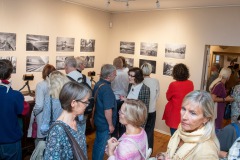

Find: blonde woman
<box><xmin>159</xmin><ymin>90</ymin><xmax>220</xmax><ymax>160</ymax></box>
<box><xmin>209</xmin><ymin>67</ymin><xmax>234</xmax><ymax>129</ymax></box>
<box><xmin>40</xmin><ymin>70</ymin><xmax>70</xmax><ymax>135</ymax></box>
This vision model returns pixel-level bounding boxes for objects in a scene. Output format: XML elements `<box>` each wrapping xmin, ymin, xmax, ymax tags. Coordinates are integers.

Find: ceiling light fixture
<box><xmin>156</xmin><ymin>0</ymin><xmax>160</xmax><ymax>8</ymax></box>
<box><xmin>106</xmin><ymin>0</ymin><xmax>110</xmax><ymax>7</ymax></box>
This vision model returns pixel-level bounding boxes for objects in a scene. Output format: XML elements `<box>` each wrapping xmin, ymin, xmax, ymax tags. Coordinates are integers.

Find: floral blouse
<box><xmin>44</xmin><ymin>120</ymin><xmax>87</xmax><ymax>160</ymax></box>
<box><xmin>231</xmin><ymin>85</ymin><xmax>240</xmax><ymax>117</ymax></box>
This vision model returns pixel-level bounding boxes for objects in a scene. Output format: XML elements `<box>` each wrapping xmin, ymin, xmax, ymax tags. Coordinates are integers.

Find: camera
<box><xmin>23</xmin><ymin>74</ymin><xmax>34</xmax><ymax>81</ymax></box>
<box><xmin>88</xmin><ymin>71</ymin><xmax>96</xmax><ymax>77</ymax></box>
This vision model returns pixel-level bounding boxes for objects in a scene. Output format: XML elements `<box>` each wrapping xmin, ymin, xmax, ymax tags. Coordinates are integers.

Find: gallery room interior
<box><xmin>1</xmin><ymin>0</ymin><xmax>240</xmax><ymax>135</ymax></box>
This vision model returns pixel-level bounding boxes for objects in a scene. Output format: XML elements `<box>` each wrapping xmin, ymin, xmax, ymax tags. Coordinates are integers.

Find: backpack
<box><xmin>67</xmin><ymin>74</ymin><xmax>94</xmax><ymax>115</ymax></box>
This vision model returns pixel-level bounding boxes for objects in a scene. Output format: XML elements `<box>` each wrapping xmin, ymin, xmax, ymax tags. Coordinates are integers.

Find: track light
<box><xmin>156</xmin><ymin>0</ymin><xmax>160</xmax><ymax>8</ymax></box>
<box><xmin>106</xmin><ymin>0</ymin><xmax>110</xmax><ymax>7</ymax></box>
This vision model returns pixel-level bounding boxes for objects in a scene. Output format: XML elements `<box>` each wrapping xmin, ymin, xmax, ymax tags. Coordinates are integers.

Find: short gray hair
<box><xmin>59</xmin><ymin>81</ymin><xmax>91</xmax><ymax>112</ymax></box>
<box><xmin>75</xmin><ymin>57</ymin><xmax>85</xmax><ymax>67</ymax></box>
<box><xmin>65</xmin><ymin>57</ymin><xmax>77</xmax><ymax>68</ymax></box>
<box><xmin>100</xmin><ymin>64</ymin><xmax>116</xmax><ymax>79</ymax></box>
<box><xmin>141</xmin><ymin>63</ymin><xmax>152</xmax><ymax>76</ymax></box>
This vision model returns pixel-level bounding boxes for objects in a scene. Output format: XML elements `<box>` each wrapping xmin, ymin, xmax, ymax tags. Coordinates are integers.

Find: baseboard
<box><xmin>154</xmin><ymin>128</ymin><xmax>171</xmax><ymax>136</ymax></box>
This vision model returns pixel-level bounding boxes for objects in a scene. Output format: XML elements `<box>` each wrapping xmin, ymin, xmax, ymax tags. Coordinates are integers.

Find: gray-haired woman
<box><xmin>44</xmin><ymin>81</ymin><xmax>91</xmax><ymax>159</ymax></box>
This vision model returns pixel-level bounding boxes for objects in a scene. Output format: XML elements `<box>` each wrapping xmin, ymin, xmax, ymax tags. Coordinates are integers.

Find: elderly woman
<box><xmin>162</xmin><ymin>63</ymin><xmax>194</xmax><ymax>135</ymax></box>
<box><xmin>141</xmin><ymin>63</ymin><xmax>160</xmax><ymax>149</ymax></box>
<box><xmin>40</xmin><ymin>70</ymin><xmax>70</xmax><ymax>135</ymax></box>
<box><xmin>209</xmin><ymin>67</ymin><xmax>234</xmax><ymax>129</ymax></box>
<box><xmin>159</xmin><ymin>90</ymin><xmax>220</xmax><ymax>160</ymax></box>
<box><xmin>27</xmin><ymin>64</ymin><xmax>55</xmax><ymax>145</ymax></box>
<box><xmin>121</xmin><ymin>67</ymin><xmax>150</xmax><ymax>113</ymax></box>
<box><xmin>106</xmin><ymin>99</ymin><xmax>148</xmax><ymax>160</ymax></box>
<box><xmin>44</xmin><ymin>81</ymin><xmax>91</xmax><ymax>159</ymax></box>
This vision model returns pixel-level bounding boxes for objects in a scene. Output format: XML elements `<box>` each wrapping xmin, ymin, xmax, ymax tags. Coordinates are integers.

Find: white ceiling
<box><xmin>61</xmin><ymin>0</ymin><xmax>240</xmax><ymax>12</ymax></box>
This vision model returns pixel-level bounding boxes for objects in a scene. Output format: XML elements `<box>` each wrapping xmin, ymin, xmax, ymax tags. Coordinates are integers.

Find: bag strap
<box><xmin>94</xmin><ymin>83</ymin><xmax>106</xmax><ymax>102</ymax></box>
<box><xmin>48</xmin><ymin>122</ymin><xmax>87</xmax><ymax>160</ymax></box>
<box><xmin>119</xmin><ymin>136</ymin><xmax>150</xmax><ymax>160</ymax></box>
<box><xmin>231</xmin><ymin>123</ymin><xmax>240</xmax><ymax>138</ymax></box>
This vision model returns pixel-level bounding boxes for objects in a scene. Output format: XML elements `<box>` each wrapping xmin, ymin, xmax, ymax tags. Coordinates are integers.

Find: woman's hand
<box><xmin>156</xmin><ymin>152</ymin><xmax>171</xmax><ymax>160</ymax></box>
<box><xmin>119</xmin><ymin>95</ymin><xmax>126</xmax><ymax>101</ymax></box>
<box><xmin>225</xmin><ymin>95</ymin><xmax>234</xmax><ymax>102</ymax></box>
<box><xmin>107</xmin><ymin>137</ymin><xmax>119</xmax><ymax>156</ymax></box>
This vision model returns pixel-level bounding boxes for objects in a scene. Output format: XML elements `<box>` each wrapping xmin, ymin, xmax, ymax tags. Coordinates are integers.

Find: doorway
<box><xmin>201</xmin><ymin>45</ymin><xmax>240</xmax><ymax>91</ymax></box>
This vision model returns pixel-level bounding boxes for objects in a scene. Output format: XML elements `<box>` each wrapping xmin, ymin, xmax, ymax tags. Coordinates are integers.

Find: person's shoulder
<box><xmin>194</xmin><ymin>140</ymin><xmax>219</xmax><ymax>159</ymax></box>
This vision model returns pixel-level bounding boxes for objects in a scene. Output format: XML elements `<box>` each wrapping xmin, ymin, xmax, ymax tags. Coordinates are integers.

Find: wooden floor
<box><xmin>86</xmin><ymin>131</ymin><xmax>171</xmax><ymax>160</ymax></box>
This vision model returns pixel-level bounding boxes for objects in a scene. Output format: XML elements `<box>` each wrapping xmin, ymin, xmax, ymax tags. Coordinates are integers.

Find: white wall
<box><xmin>108</xmin><ymin>7</ymin><xmax>240</xmax><ymax>133</ymax></box>
<box><xmin>1</xmin><ymin>0</ymin><xmax>240</xmax><ymax>134</ymax></box>
<box><xmin>0</xmin><ymin>0</ymin><xmax>110</xmax><ymax>90</ymax></box>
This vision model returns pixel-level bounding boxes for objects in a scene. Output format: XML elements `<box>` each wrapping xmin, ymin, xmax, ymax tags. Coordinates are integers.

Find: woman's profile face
<box><xmin>119</xmin><ymin>104</ymin><xmax>127</xmax><ymax>125</ymax></box>
<box><xmin>180</xmin><ymin>102</ymin><xmax>208</xmax><ymax>132</ymax></box>
<box><xmin>73</xmin><ymin>95</ymin><xmax>90</xmax><ymax>115</ymax></box>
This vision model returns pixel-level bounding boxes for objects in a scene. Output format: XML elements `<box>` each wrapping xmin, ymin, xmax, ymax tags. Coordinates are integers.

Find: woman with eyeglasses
<box><xmin>120</xmin><ymin>67</ymin><xmax>150</xmax><ymax>122</ymax></box>
<box><xmin>106</xmin><ymin>99</ymin><xmax>148</xmax><ymax>160</ymax></box>
<box><xmin>44</xmin><ymin>81</ymin><xmax>91</xmax><ymax>159</ymax></box>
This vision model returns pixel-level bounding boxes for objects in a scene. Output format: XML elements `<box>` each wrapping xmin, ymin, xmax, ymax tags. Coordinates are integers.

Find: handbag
<box><xmin>30</xmin><ymin>140</ymin><xmax>46</xmax><ymax>160</ymax></box>
<box><xmin>32</xmin><ymin>116</ymin><xmax>38</xmax><ymax>138</ymax></box>
<box><xmin>224</xmin><ymin>103</ymin><xmax>231</xmax><ymax>120</ymax></box>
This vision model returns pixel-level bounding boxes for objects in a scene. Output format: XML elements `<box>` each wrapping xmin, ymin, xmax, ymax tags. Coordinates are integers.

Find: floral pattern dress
<box><xmin>231</xmin><ymin>84</ymin><xmax>240</xmax><ymax>123</ymax></box>
<box><xmin>44</xmin><ymin>120</ymin><xmax>87</xmax><ymax>160</ymax></box>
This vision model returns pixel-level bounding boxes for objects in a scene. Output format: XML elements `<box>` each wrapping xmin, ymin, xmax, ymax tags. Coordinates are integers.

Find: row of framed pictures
<box><xmin>120</xmin><ymin>41</ymin><xmax>186</xmax><ymax>59</ymax></box>
<box><xmin>0</xmin><ymin>56</ymin><xmax>176</xmax><ymax>77</ymax></box>
<box><xmin>0</xmin><ymin>32</ymin><xmax>95</xmax><ymax>52</ymax></box>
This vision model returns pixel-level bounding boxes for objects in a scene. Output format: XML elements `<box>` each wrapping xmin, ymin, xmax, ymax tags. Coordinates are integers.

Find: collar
<box><xmin>99</xmin><ymin>78</ymin><xmax>111</xmax><ymax>84</ymax></box>
<box><xmin>0</xmin><ymin>80</ymin><xmax>12</xmax><ymax>93</ymax></box>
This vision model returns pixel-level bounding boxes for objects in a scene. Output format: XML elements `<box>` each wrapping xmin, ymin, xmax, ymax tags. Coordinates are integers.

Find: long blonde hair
<box><xmin>209</xmin><ymin>67</ymin><xmax>231</xmax><ymax>91</ymax></box>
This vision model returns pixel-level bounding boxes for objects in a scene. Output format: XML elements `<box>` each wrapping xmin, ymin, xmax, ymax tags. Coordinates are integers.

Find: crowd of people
<box><xmin>1</xmin><ymin>57</ymin><xmax>240</xmax><ymax>160</ymax></box>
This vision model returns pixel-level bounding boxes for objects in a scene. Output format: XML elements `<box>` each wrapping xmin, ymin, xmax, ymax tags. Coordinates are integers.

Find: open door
<box><xmin>201</xmin><ymin>45</ymin><xmax>211</xmax><ymax>90</ymax></box>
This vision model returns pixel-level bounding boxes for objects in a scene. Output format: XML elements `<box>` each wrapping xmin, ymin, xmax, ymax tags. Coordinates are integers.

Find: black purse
<box><xmin>224</xmin><ymin>103</ymin><xmax>231</xmax><ymax>120</ymax></box>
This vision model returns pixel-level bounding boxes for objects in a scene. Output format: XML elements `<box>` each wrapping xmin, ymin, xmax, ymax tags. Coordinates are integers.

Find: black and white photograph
<box><xmin>26</xmin><ymin>34</ymin><xmax>49</xmax><ymax>51</ymax></box>
<box><xmin>26</xmin><ymin>56</ymin><xmax>49</xmax><ymax>72</ymax></box>
<box><xmin>80</xmin><ymin>56</ymin><xmax>95</xmax><ymax>68</ymax></box>
<box><xmin>125</xmin><ymin>58</ymin><xmax>134</xmax><ymax>69</ymax></box>
<box><xmin>0</xmin><ymin>32</ymin><xmax>16</xmax><ymax>51</ymax></box>
<box><xmin>0</xmin><ymin>56</ymin><xmax>17</xmax><ymax>73</ymax></box>
<box><xmin>140</xmin><ymin>42</ymin><xmax>158</xmax><ymax>57</ymax></box>
<box><xmin>139</xmin><ymin>59</ymin><xmax>156</xmax><ymax>74</ymax></box>
<box><xmin>163</xmin><ymin>61</ymin><xmax>176</xmax><ymax>76</ymax></box>
<box><xmin>165</xmin><ymin>43</ymin><xmax>186</xmax><ymax>59</ymax></box>
<box><xmin>80</xmin><ymin>39</ymin><xmax>95</xmax><ymax>52</ymax></box>
<box><xmin>120</xmin><ymin>41</ymin><xmax>135</xmax><ymax>54</ymax></box>
<box><xmin>56</xmin><ymin>37</ymin><xmax>75</xmax><ymax>52</ymax></box>
<box><xmin>227</xmin><ymin>55</ymin><xmax>238</xmax><ymax>62</ymax></box>
<box><xmin>56</xmin><ymin>56</ymin><xmax>74</xmax><ymax>70</ymax></box>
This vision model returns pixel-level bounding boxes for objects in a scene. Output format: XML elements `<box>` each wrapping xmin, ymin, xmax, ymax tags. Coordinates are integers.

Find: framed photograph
<box><xmin>139</xmin><ymin>59</ymin><xmax>156</xmax><ymax>74</ymax></box>
<box><xmin>26</xmin><ymin>34</ymin><xmax>49</xmax><ymax>51</ymax></box>
<box><xmin>0</xmin><ymin>32</ymin><xmax>16</xmax><ymax>51</ymax></box>
<box><xmin>26</xmin><ymin>56</ymin><xmax>49</xmax><ymax>72</ymax></box>
<box><xmin>80</xmin><ymin>56</ymin><xmax>95</xmax><ymax>68</ymax></box>
<box><xmin>0</xmin><ymin>56</ymin><xmax>17</xmax><ymax>73</ymax></box>
<box><xmin>125</xmin><ymin>58</ymin><xmax>134</xmax><ymax>69</ymax></box>
<box><xmin>120</xmin><ymin>41</ymin><xmax>135</xmax><ymax>54</ymax></box>
<box><xmin>163</xmin><ymin>61</ymin><xmax>176</xmax><ymax>76</ymax></box>
<box><xmin>56</xmin><ymin>56</ymin><xmax>74</xmax><ymax>70</ymax></box>
<box><xmin>227</xmin><ymin>55</ymin><xmax>238</xmax><ymax>62</ymax></box>
<box><xmin>140</xmin><ymin>42</ymin><xmax>158</xmax><ymax>57</ymax></box>
<box><xmin>80</xmin><ymin>39</ymin><xmax>95</xmax><ymax>52</ymax></box>
<box><xmin>56</xmin><ymin>37</ymin><xmax>75</xmax><ymax>52</ymax></box>
<box><xmin>165</xmin><ymin>43</ymin><xmax>186</xmax><ymax>59</ymax></box>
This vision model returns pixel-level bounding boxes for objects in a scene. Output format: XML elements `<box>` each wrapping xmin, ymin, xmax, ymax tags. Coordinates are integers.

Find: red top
<box><xmin>162</xmin><ymin>80</ymin><xmax>194</xmax><ymax>129</ymax></box>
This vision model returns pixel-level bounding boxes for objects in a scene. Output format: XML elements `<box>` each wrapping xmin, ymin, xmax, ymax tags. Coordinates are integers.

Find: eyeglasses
<box><xmin>118</xmin><ymin>110</ymin><xmax>125</xmax><ymax>115</ymax></box>
<box><xmin>128</xmin><ymin>74</ymin><xmax>135</xmax><ymax>77</ymax></box>
<box><xmin>75</xmin><ymin>99</ymin><xmax>90</xmax><ymax>106</ymax></box>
